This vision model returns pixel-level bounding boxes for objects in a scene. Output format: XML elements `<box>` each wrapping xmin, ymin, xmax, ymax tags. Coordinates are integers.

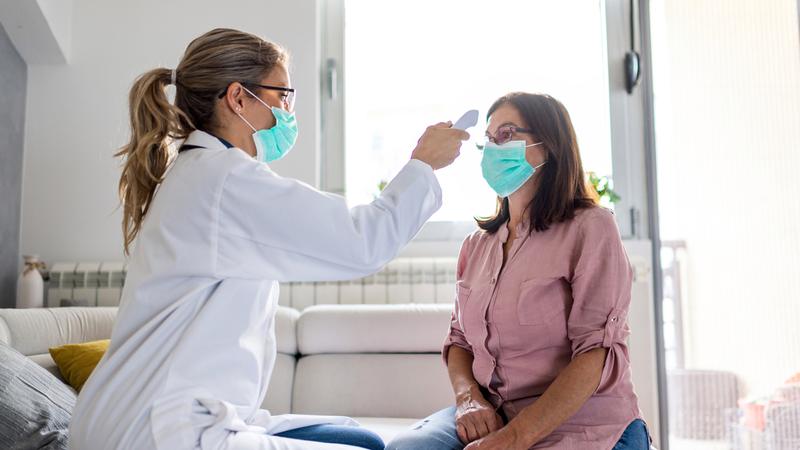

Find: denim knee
<box><xmin>354</xmin><ymin>429</ymin><xmax>385</xmax><ymax>450</ymax></box>
<box><xmin>385</xmin><ymin>434</ymin><xmax>426</xmax><ymax>450</ymax></box>
<box><xmin>385</xmin><ymin>427</ymin><xmax>462</xmax><ymax>450</ymax></box>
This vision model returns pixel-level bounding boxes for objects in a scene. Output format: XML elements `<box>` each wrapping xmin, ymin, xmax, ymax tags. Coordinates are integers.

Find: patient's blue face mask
<box><xmin>480</xmin><ymin>140</ymin><xmax>546</xmax><ymax>198</ymax></box>
<box><xmin>236</xmin><ymin>86</ymin><xmax>298</xmax><ymax>163</ymax></box>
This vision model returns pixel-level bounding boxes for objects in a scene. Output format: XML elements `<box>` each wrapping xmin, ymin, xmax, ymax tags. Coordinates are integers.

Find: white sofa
<box><xmin>0</xmin><ymin>304</ymin><xmax>456</xmax><ymax>444</ymax></box>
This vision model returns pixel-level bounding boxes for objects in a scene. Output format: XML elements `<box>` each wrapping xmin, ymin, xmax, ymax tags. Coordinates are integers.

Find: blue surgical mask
<box><xmin>480</xmin><ymin>140</ymin><xmax>546</xmax><ymax>198</ymax></box>
<box><xmin>236</xmin><ymin>86</ymin><xmax>298</xmax><ymax>162</ymax></box>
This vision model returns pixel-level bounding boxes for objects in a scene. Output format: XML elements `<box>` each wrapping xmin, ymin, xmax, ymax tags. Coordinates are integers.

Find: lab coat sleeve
<box><xmin>215</xmin><ymin>158</ymin><xmax>442</xmax><ymax>282</ymax></box>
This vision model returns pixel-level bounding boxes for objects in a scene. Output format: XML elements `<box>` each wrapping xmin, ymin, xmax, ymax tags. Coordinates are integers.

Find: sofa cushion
<box><xmin>275</xmin><ymin>306</ymin><xmax>299</xmax><ymax>355</ymax></box>
<box><xmin>28</xmin><ymin>353</ymin><xmax>65</xmax><ymax>382</ymax></box>
<box><xmin>49</xmin><ymin>339</ymin><xmax>110</xmax><ymax>392</ymax></box>
<box><xmin>0</xmin><ymin>307</ymin><xmax>116</xmax><ymax>356</ymax></box>
<box><xmin>297</xmin><ymin>304</ymin><xmax>453</xmax><ymax>354</ymax></box>
<box><xmin>261</xmin><ymin>352</ymin><xmax>295</xmax><ymax>415</ymax></box>
<box><xmin>0</xmin><ymin>343</ymin><xmax>74</xmax><ymax>449</ymax></box>
<box><xmin>292</xmin><ymin>353</ymin><xmax>453</xmax><ymax>419</ymax></box>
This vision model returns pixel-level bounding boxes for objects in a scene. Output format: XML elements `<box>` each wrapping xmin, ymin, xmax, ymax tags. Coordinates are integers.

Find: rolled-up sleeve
<box><xmin>568</xmin><ymin>209</ymin><xmax>633</xmax><ymax>389</ymax></box>
<box><xmin>442</xmin><ymin>235</ymin><xmax>474</xmax><ymax>365</ymax></box>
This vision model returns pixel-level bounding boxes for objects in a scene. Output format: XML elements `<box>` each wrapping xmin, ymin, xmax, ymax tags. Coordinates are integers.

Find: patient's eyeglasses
<box><xmin>477</xmin><ymin>125</ymin><xmax>534</xmax><ymax>150</ymax></box>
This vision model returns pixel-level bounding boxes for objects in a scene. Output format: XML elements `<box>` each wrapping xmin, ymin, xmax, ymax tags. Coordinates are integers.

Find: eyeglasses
<box><xmin>477</xmin><ymin>125</ymin><xmax>534</xmax><ymax>150</ymax></box>
<box><xmin>486</xmin><ymin>125</ymin><xmax>534</xmax><ymax>145</ymax></box>
<box><xmin>218</xmin><ymin>82</ymin><xmax>296</xmax><ymax>111</ymax></box>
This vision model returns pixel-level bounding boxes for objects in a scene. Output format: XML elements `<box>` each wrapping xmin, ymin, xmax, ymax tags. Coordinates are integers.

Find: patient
<box><xmin>386</xmin><ymin>93</ymin><xmax>649</xmax><ymax>450</ymax></box>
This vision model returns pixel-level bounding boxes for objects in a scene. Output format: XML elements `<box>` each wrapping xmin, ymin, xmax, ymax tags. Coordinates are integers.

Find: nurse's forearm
<box><xmin>447</xmin><ymin>346</ymin><xmax>481</xmax><ymax>401</ymax></box>
<box><xmin>507</xmin><ymin>347</ymin><xmax>608</xmax><ymax>446</ymax></box>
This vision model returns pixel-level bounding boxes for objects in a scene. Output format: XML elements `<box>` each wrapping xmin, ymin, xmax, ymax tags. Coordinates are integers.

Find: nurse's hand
<box><xmin>411</xmin><ymin>121</ymin><xmax>469</xmax><ymax>170</ymax></box>
<box><xmin>455</xmin><ymin>385</ymin><xmax>504</xmax><ymax>444</ymax></box>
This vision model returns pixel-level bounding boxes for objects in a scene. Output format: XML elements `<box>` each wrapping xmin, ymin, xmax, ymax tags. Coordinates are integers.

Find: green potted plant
<box><xmin>587</xmin><ymin>171</ymin><xmax>620</xmax><ymax>207</ymax></box>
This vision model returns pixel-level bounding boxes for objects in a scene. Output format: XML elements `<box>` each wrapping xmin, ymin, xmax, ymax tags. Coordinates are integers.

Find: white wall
<box><xmin>20</xmin><ymin>0</ymin><xmax>321</xmax><ymax>263</ymax></box>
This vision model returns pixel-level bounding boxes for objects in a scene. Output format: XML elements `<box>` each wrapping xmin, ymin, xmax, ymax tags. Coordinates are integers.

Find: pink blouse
<box><xmin>443</xmin><ymin>206</ymin><xmax>643</xmax><ymax>449</ymax></box>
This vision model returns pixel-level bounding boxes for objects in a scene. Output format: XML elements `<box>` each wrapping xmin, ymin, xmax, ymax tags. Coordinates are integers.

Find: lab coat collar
<box><xmin>183</xmin><ymin>130</ymin><xmax>229</xmax><ymax>151</ymax></box>
<box><xmin>182</xmin><ymin>130</ymin><xmax>258</xmax><ymax>161</ymax></box>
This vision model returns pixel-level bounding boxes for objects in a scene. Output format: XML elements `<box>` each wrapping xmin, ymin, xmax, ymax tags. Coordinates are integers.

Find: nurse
<box><xmin>67</xmin><ymin>28</ymin><xmax>468</xmax><ymax>450</ymax></box>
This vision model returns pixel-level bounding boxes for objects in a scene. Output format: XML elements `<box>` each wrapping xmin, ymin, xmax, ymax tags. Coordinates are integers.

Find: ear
<box><xmin>223</xmin><ymin>82</ymin><xmax>247</xmax><ymax>114</ymax></box>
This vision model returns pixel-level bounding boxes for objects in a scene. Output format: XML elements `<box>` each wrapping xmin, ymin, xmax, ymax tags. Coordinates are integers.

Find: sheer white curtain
<box><xmin>650</xmin><ymin>0</ymin><xmax>800</xmax><ymax>448</ymax></box>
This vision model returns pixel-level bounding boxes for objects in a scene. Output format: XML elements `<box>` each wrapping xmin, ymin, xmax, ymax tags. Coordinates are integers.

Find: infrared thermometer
<box><xmin>452</xmin><ymin>109</ymin><xmax>479</xmax><ymax>131</ymax></box>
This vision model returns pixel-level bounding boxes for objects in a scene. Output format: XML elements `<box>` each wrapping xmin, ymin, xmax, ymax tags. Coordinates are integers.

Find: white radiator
<box><xmin>46</xmin><ymin>262</ymin><xmax>126</xmax><ymax>308</ymax></box>
<box><xmin>279</xmin><ymin>257</ymin><xmax>458</xmax><ymax>309</ymax></box>
<box><xmin>45</xmin><ymin>257</ymin><xmax>459</xmax><ymax>309</ymax></box>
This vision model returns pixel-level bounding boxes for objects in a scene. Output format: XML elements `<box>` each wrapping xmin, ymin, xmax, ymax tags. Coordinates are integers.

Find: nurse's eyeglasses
<box><xmin>477</xmin><ymin>125</ymin><xmax>534</xmax><ymax>150</ymax></box>
<box><xmin>218</xmin><ymin>83</ymin><xmax>296</xmax><ymax>110</ymax></box>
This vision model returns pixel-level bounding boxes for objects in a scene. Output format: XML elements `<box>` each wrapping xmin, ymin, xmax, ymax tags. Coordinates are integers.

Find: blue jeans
<box><xmin>611</xmin><ymin>419</ymin><xmax>650</xmax><ymax>450</ymax></box>
<box><xmin>385</xmin><ymin>407</ymin><xmax>650</xmax><ymax>450</ymax></box>
<box><xmin>275</xmin><ymin>423</ymin><xmax>384</xmax><ymax>450</ymax></box>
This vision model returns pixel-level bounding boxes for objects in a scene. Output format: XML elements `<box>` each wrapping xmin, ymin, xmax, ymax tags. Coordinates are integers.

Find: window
<box><xmin>339</xmin><ymin>0</ymin><xmax>614</xmax><ymax>222</ymax></box>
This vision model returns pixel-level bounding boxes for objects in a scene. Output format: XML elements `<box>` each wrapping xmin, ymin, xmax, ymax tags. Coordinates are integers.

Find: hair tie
<box><xmin>170</xmin><ymin>69</ymin><xmax>177</xmax><ymax>86</ymax></box>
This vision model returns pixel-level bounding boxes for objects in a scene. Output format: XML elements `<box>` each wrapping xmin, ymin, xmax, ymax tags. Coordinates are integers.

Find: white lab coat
<box><xmin>68</xmin><ymin>130</ymin><xmax>442</xmax><ymax>450</ymax></box>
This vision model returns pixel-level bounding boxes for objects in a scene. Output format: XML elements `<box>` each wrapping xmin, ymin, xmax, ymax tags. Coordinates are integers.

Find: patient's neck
<box><xmin>507</xmin><ymin>180</ymin><xmax>537</xmax><ymax>233</ymax></box>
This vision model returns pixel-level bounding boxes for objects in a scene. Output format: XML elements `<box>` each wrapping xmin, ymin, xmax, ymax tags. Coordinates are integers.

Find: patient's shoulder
<box><xmin>570</xmin><ymin>205</ymin><xmax>624</xmax><ymax>248</ymax></box>
<box><xmin>574</xmin><ymin>205</ymin><xmax>618</xmax><ymax>232</ymax></box>
<box><xmin>459</xmin><ymin>228</ymin><xmax>493</xmax><ymax>256</ymax></box>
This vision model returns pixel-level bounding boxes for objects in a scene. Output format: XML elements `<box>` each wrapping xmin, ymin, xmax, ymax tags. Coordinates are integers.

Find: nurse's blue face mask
<box><xmin>479</xmin><ymin>125</ymin><xmax>546</xmax><ymax>198</ymax></box>
<box><xmin>235</xmin><ymin>85</ymin><xmax>298</xmax><ymax>163</ymax></box>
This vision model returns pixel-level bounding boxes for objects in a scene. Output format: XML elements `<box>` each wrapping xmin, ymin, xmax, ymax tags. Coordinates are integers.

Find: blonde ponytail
<box><xmin>116</xmin><ymin>68</ymin><xmax>190</xmax><ymax>255</ymax></box>
<box><xmin>116</xmin><ymin>28</ymin><xmax>288</xmax><ymax>255</ymax></box>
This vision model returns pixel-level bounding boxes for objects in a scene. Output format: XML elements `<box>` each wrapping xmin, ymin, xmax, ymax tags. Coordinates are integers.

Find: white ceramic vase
<box><xmin>16</xmin><ymin>255</ymin><xmax>44</xmax><ymax>309</ymax></box>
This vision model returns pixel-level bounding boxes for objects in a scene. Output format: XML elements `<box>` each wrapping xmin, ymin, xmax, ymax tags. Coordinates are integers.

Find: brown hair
<box><xmin>476</xmin><ymin>92</ymin><xmax>598</xmax><ymax>234</ymax></box>
<box><xmin>116</xmin><ymin>28</ymin><xmax>288</xmax><ymax>254</ymax></box>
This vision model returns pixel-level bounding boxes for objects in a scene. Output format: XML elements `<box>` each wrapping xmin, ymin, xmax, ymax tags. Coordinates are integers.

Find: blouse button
<box><xmin>611</xmin><ymin>316</ymin><xmax>618</xmax><ymax>322</ymax></box>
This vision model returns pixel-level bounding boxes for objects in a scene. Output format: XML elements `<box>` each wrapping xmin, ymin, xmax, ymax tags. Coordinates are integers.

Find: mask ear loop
<box><xmin>235</xmin><ymin>85</ymin><xmax>278</xmax><ymax>133</ymax></box>
<box><xmin>527</xmin><ymin>142</ymin><xmax>547</xmax><ymax>169</ymax></box>
<box><xmin>236</xmin><ymin>109</ymin><xmax>258</xmax><ymax>132</ymax></box>
<box><xmin>227</xmin><ymin>84</ymin><xmax>258</xmax><ymax>132</ymax></box>
<box><xmin>238</xmin><ymin>85</ymin><xmax>278</xmax><ymax>131</ymax></box>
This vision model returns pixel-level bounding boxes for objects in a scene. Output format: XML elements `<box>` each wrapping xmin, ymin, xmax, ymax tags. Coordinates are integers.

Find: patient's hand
<box><xmin>463</xmin><ymin>426</ymin><xmax>525</xmax><ymax>450</ymax></box>
<box><xmin>455</xmin><ymin>385</ymin><xmax>504</xmax><ymax>444</ymax></box>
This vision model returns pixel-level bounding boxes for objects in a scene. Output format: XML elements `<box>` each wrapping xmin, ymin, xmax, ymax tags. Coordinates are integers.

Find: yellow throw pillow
<box><xmin>49</xmin><ymin>339</ymin><xmax>110</xmax><ymax>392</ymax></box>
